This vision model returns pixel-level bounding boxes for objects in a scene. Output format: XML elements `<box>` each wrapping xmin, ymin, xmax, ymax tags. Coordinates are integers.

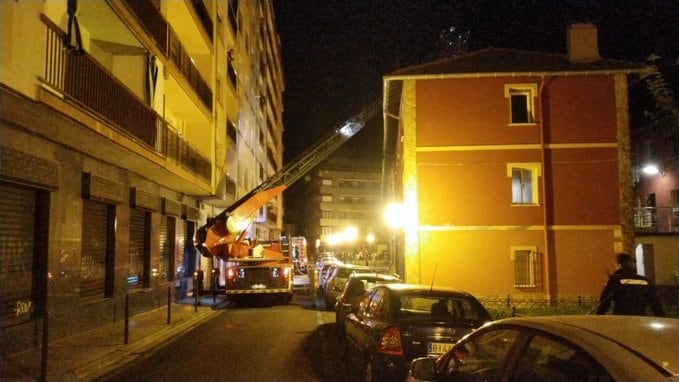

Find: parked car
<box><xmin>407</xmin><ymin>315</ymin><xmax>679</xmax><ymax>382</ymax></box>
<box><xmin>317</xmin><ymin>260</ymin><xmax>342</xmax><ymax>296</ymax></box>
<box><xmin>334</xmin><ymin>272</ymin><xmax>401</xmax><ymax>329</ymax></box>
<box><xmin>324</xmin><ymin>263</ymin><xmax>372</xmax><ymax>307</ymax></box>
<box><xmin>344</xmin><ymin>284</ymin><xmax>492</xmax><ymax>381</ymax></box>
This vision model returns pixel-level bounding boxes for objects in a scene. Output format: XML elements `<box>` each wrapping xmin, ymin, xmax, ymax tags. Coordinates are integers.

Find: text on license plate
<box><xmin>427</xmin><ymin>342</ymin><xmax>453</xmax><ymax>356</ymax></box>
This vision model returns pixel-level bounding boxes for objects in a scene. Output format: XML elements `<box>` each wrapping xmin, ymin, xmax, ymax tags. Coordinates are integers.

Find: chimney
<box><xmin>567</xmin><ymin>23</ymin><xmax>601</xmax><ymax>63</ymax></box>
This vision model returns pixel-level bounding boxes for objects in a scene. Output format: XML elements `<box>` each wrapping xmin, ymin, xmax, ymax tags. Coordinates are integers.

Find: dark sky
<box><xmin>274</xmin><ymin>0</ymin><xmax>678</xmax><ymax>161</ymax></box>
<box><xmin>272</xmin><ymin>0</ymin><xmax>678</xmax><ymax>228</ymax></box>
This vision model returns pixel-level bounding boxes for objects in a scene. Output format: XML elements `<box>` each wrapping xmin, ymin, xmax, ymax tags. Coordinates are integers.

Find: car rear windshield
<box><xmin>395</xmin><ymin>294</ymin><xmax>490</xmax><ymax>323</ymax></box>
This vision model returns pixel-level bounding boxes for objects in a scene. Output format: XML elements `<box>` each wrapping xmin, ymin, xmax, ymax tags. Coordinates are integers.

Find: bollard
<box><xmin>124</xmin><ymin>294</ymin><xmax>130</xmax><ymax>344</ymax></box>
<box><xmin>167</xmin><ymin>286</ymin><xmax>172</xmax><ymax>325</ymax></box>
<box><xmin>40</xmin><ymin>311</ymin><xmax>48</xmax><ymax>382</ymax></box>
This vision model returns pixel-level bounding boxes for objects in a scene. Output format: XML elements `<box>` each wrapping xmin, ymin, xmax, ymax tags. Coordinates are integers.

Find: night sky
<box><xmin>273</xmin><ymin>0</ymin><xmax>678</xmax><ymax>228</ymax></box>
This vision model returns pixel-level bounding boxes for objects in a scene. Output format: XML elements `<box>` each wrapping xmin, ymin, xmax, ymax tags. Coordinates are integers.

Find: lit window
<box><xmin>507</xmin><ymin>163</ymin><xmax>541</xmax><ymax>205</ymax></box>
<box><xmin>511</xmin><ymin>247</ymin><xmax>540</xmax><ymax>288</ymax></box>
<box><xmin>321</xmin><ymin>195</ymin><xmax>332</xmax><ymax>202</ymax></box>
<box><xmin>321</xmin><ymin>178</ymin><xmax>332</xmax><ymax>186</ymax></box>
<box><xmin>504</xmin><ymin>84</ymin><xmax>537</xmax><ymax>124</ymax></box>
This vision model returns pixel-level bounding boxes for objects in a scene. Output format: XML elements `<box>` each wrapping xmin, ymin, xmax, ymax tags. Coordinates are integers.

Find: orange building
<box><xmin>382</xmin><ymin>24</ymin><xmax>649</xmax><ymax>302</ymax></box>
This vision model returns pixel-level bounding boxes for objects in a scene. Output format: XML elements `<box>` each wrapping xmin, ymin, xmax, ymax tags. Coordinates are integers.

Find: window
<box><xmin>321</xmin><ymin>195</ymin><xmax>333</xmax><ymax>202</ymax></box>
<box><xmin>512</xmin><ymin>334</ymin><xmax>611</xmax><ymax>381</ymax></box>
<box><xmin>321</xmin><ymin>178</ymin><xmax>332</xmax><ymax>186</ymax></box>
<box><xmin>507</xmin><ymin>163</ymin><xmax>541</xmax><ymax>204</ymax></box>
<box><xmin>441</xmin><ymin>328</ymin><xmax>521</xmax><ymax>380</ymax></box>
<box><xmin>511</xmin><ymin>246</ymin><xmax>540</xmax><ymax>288</ymax></box>
<box><xmin>505</xmin><ymin>84</ymin><xmax>537</xmax><ymax>124</ymax></box>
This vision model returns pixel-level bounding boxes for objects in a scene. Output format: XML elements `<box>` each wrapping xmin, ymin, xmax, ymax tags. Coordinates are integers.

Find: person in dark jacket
<box><xmin>595</xmin><ymin>253</ymin><xmax>665</xmax><ymax>316</ymax></box>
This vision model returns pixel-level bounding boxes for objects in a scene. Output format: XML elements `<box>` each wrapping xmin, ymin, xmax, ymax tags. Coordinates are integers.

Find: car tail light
<box><xmin>378</xmin><ymin>327</ymin><xmax>404</xmax><ymax>356</ymax></box>
<box><xmin>226</xmin><ymin>267</ymin><xmax>236</xmax><ymax>280</ymax></box>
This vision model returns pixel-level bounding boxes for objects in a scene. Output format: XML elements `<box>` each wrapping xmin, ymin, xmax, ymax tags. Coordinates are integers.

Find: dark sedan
<box><xmin>344</xmin><ymin>284</ymin><xmax>492</xmax><ymax>381</ymax></box>
<box><xmin>335</xmin><ymin>272</ymin><xmax>401</xmax><ymax>331</ymax></box>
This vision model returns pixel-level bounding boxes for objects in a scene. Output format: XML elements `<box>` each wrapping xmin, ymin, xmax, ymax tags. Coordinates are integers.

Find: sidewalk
<box><xmin>1</xmin><ymin>295</ymin><xmax>229</xmax><ymax>382</ymax></box>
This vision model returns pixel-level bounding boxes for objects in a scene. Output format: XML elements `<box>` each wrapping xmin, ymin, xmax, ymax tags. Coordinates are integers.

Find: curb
<box><xmin>77</xmin><ymin>303</ymin><xmax>226</xmax><ymax>382</ymax></box>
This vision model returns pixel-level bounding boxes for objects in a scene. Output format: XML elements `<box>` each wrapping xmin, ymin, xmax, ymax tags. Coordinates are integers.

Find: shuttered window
<box><xmin>159</xmin><ymin>215</ymin><xmax>176</xmax><ymax>281</ymax></box>
<box><xmin>129</xmin><ymin>209</ymin><xmax>150</xmax><ymax>288</ymax></box>
<box><xmin>81</xmin><ymin>199</ymin><xmax>115</xmax><ymax>298</ymax></box>
<box><xmin>0</xmin><ymin>183</ymin><xmax>36</xmax><ymax>322</ymax></box>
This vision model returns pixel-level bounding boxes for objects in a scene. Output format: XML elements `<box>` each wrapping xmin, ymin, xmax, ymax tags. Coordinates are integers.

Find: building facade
<box><xmin>382</xmin><ymin>24</ymin><xmax>648</xmax><ymax>302</ymax></box>
<box><xmin>0</xmin><ymin>0</ymin><xmax>284</xmax><ymax>352</ymax></box>
<box><xmin>631</xmin><ymin>66</ymin><xmax>679</xmax><ymax>287</ymax></box>
<box><xmin>308</xmin><ymin>159</ymin><xmax>385</xmax><ymax>262</ymax></box>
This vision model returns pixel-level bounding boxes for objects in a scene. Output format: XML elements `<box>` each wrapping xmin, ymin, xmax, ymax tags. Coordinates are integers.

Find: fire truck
<box><xmin>194</xmin><ymin>100</ymin><xmax>380</xmax><ymax>302</ymax></box>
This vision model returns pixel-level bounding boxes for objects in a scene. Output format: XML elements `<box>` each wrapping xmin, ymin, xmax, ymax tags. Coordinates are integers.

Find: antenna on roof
<box><xmin>430</xmin><ymin>263</ymin><xmax>438</xmax><ymax>292</ymax></box>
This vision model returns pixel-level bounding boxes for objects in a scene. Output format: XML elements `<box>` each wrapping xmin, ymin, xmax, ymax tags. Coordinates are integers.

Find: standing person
<box><xmin>595</xmin><ymin>253</ymin><xmax>665</xmax><ymax>316</ymax></box>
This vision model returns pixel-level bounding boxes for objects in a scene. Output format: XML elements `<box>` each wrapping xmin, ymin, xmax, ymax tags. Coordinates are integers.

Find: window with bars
<box><xmin>511</xmin><ymin>247</ymin><xmax>540</xmax><ymax>289</ymax></box>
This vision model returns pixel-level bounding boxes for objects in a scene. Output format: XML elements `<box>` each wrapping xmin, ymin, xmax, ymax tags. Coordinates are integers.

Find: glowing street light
<box><xmin>642</xmin><ymin>163</ymin><xmax>660</xmax><ymax>175</ymax></box>
<box><xmin>384</xmin><ymin>202</ymin><xmax>407</xmax><ymax>229</ymax></box>
<box><xmin>366</xmin><ymin>233</ymin><xmax>375</xmax><ymax>245</ymax></box>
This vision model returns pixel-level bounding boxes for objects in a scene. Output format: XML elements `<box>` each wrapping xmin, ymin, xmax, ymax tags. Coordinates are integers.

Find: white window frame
<box><xmin>504</xmin><ymin>84</ymin><xmax>538</xmax><ymax>125</ymax></box>
<box><xmin>510</xmin><ymin>246</ymin><xmax>539</xmax><ymax>288</ymax></box>
<box><xmin>507</xmin><ymin>163</ymin><xmax>541</xmax><ymax>205</ymax></box>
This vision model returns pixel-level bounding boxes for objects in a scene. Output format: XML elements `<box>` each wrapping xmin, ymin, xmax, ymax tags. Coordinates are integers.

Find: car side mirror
<box><xmin>410</xmin><ymin>357</ymin><xmax>436</xmax><ymax>381</ymax></box>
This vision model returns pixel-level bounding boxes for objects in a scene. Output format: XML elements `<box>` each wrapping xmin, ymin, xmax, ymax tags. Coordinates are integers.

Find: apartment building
<box><xmin>382</xmin><ymin>24</ymin><xmax>649</xmax><ymax>301</ymax></box>
<box><xmin>307</xmin><ymin>159</ymin><xmax>384</xmax><ymax>260</ymax></box>
<box><xmin>0</xmin><ymin>0</ymin><xmax>284</xmax><ymax>351</ymax></box>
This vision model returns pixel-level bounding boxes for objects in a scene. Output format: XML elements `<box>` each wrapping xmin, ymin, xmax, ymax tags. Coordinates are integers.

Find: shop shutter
<box><xmin>81</xmin><ymin>199</ymin><xmax>109</xmax><ymax>298</ymax></box>
<box><xmin>129</xmin><ymin>209</ymin><xmax>148</xmax><ymax>287</ymax></box>
<box><xmin>0</xmin><ymin>183</ymin><xmax>36</xmax><ymax>322</ymax></box>
<box><xmin>159</xmin><ymin>215</ymin><xmax>176</xmax><ymax>281</ymax></box>
<box><xmin>174</xmin><ymin>219</ymin><xmax>187</xmax><ymax>279</ymax></box>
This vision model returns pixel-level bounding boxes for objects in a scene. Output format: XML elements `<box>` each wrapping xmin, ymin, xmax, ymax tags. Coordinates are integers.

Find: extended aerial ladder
<box><xmin>194</xmin><ymin>98</ymin><xmax>382</xmax><ymax>260</ymax></box>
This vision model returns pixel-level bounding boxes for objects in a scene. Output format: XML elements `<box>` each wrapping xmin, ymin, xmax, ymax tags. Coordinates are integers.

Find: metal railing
<box><xmin>120</xmin><ymin>0</ymin><xmax>168</xmax><ymax>56</ymax></box>
<box><xmin>122</xmin><ymin>0</ymin><xmax>212</xmax><ymax>110</ymax></box>
<box><xmin>634</xmin><ymin>207</ymin><xmax>679</xmax><ymax>233</ymax></box>
<box><xmin>41</xmin><ymin>15</ymin><xmax>211</xmax><ymax>182</ymax></box>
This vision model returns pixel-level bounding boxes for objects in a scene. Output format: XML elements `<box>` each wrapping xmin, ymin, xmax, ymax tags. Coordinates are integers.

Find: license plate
<box><xmin>251</xmin><ymin>283</ymin><xmax>266</xmax><ymax>289</ymax></box>
<box><xmin>427</xmin><ymin>342</ymin><xmax>453</xmax><ymax>356</ymax></box>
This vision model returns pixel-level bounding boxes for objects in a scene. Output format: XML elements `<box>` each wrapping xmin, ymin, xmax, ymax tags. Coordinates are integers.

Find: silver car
<box><xmin>407</xmin><ymin>315</ymin><xmax>679</xmax><ymax>382</ymax></box>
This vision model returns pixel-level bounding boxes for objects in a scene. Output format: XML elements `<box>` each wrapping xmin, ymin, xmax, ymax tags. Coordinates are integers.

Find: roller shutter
<box><xmin>0</xmin><ymin>183</ymin><xmax>36</xmax><ymax>322</ymax></box>
<box><xmin>81</xmin><ymin>199</ymin><xmax>111</xmax><ymax>298</ymax></box>
<box><xmin>159</xmin><ymin>215</ymin><xmax>176</xmax><ymax>281</ymax></box>
<box><xmin>129</xmin><ymin>209</ymin><xmax>149</xmax><ymax>288</ymax></box>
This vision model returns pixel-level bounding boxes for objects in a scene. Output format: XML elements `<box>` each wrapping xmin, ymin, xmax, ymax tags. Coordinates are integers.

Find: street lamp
<box><xmin>366</xmin><ymin>233</ymin><xmax>375</xmax><ymax>267</ymax></box>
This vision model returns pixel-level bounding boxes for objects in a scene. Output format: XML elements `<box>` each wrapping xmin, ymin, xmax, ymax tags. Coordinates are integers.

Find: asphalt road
<box><xmin>100</xmin><ymin>293</ymin><xmax>349</xmax><ymax>382</ymax></box>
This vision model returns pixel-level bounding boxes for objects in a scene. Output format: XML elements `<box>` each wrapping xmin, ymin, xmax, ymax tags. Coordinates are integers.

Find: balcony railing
<box><xmin>634</xmin><ymin>207</ymin><xmax>679</xmax><ymax>233</ymax></box>
<box><xmin>120</xmin><ymin>0</ymin><xmax>167</xmax><ymax>56</ymax></box>
<box><xmin>190</xmin><ymin>0</ymin><xmax>213</xmax><ymax>42</ymax></box>
<box><xmin>121</xmin><ymin>0</ymin><xmax>212</xmax><ymax>110</ymax></box>
<box><xmin>41</xmin><ymin>15</ymin><xmax>211</xmax><ymax>182</ymax></box>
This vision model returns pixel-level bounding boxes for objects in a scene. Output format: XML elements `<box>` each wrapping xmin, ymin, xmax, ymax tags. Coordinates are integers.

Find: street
<box><xmin>100</xmin><ymin>293</ymin><xmax>349</xmax><ymax>382</ymax></box>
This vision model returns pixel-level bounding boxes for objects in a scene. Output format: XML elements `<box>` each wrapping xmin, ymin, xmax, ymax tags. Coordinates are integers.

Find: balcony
<box><xmin>121</xmin><ymin>0</ymin><xmax>212</xmax><ymax>110</ymax></box>
<box><xmin>634</xmin><ymin>207</ymin><xmax>679</xmax><ymax>234</ymax></box>
<box><xmin>41</xmin><ymin>15</ymin><xmax>211</xmax><ymax>182</ymax></box>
